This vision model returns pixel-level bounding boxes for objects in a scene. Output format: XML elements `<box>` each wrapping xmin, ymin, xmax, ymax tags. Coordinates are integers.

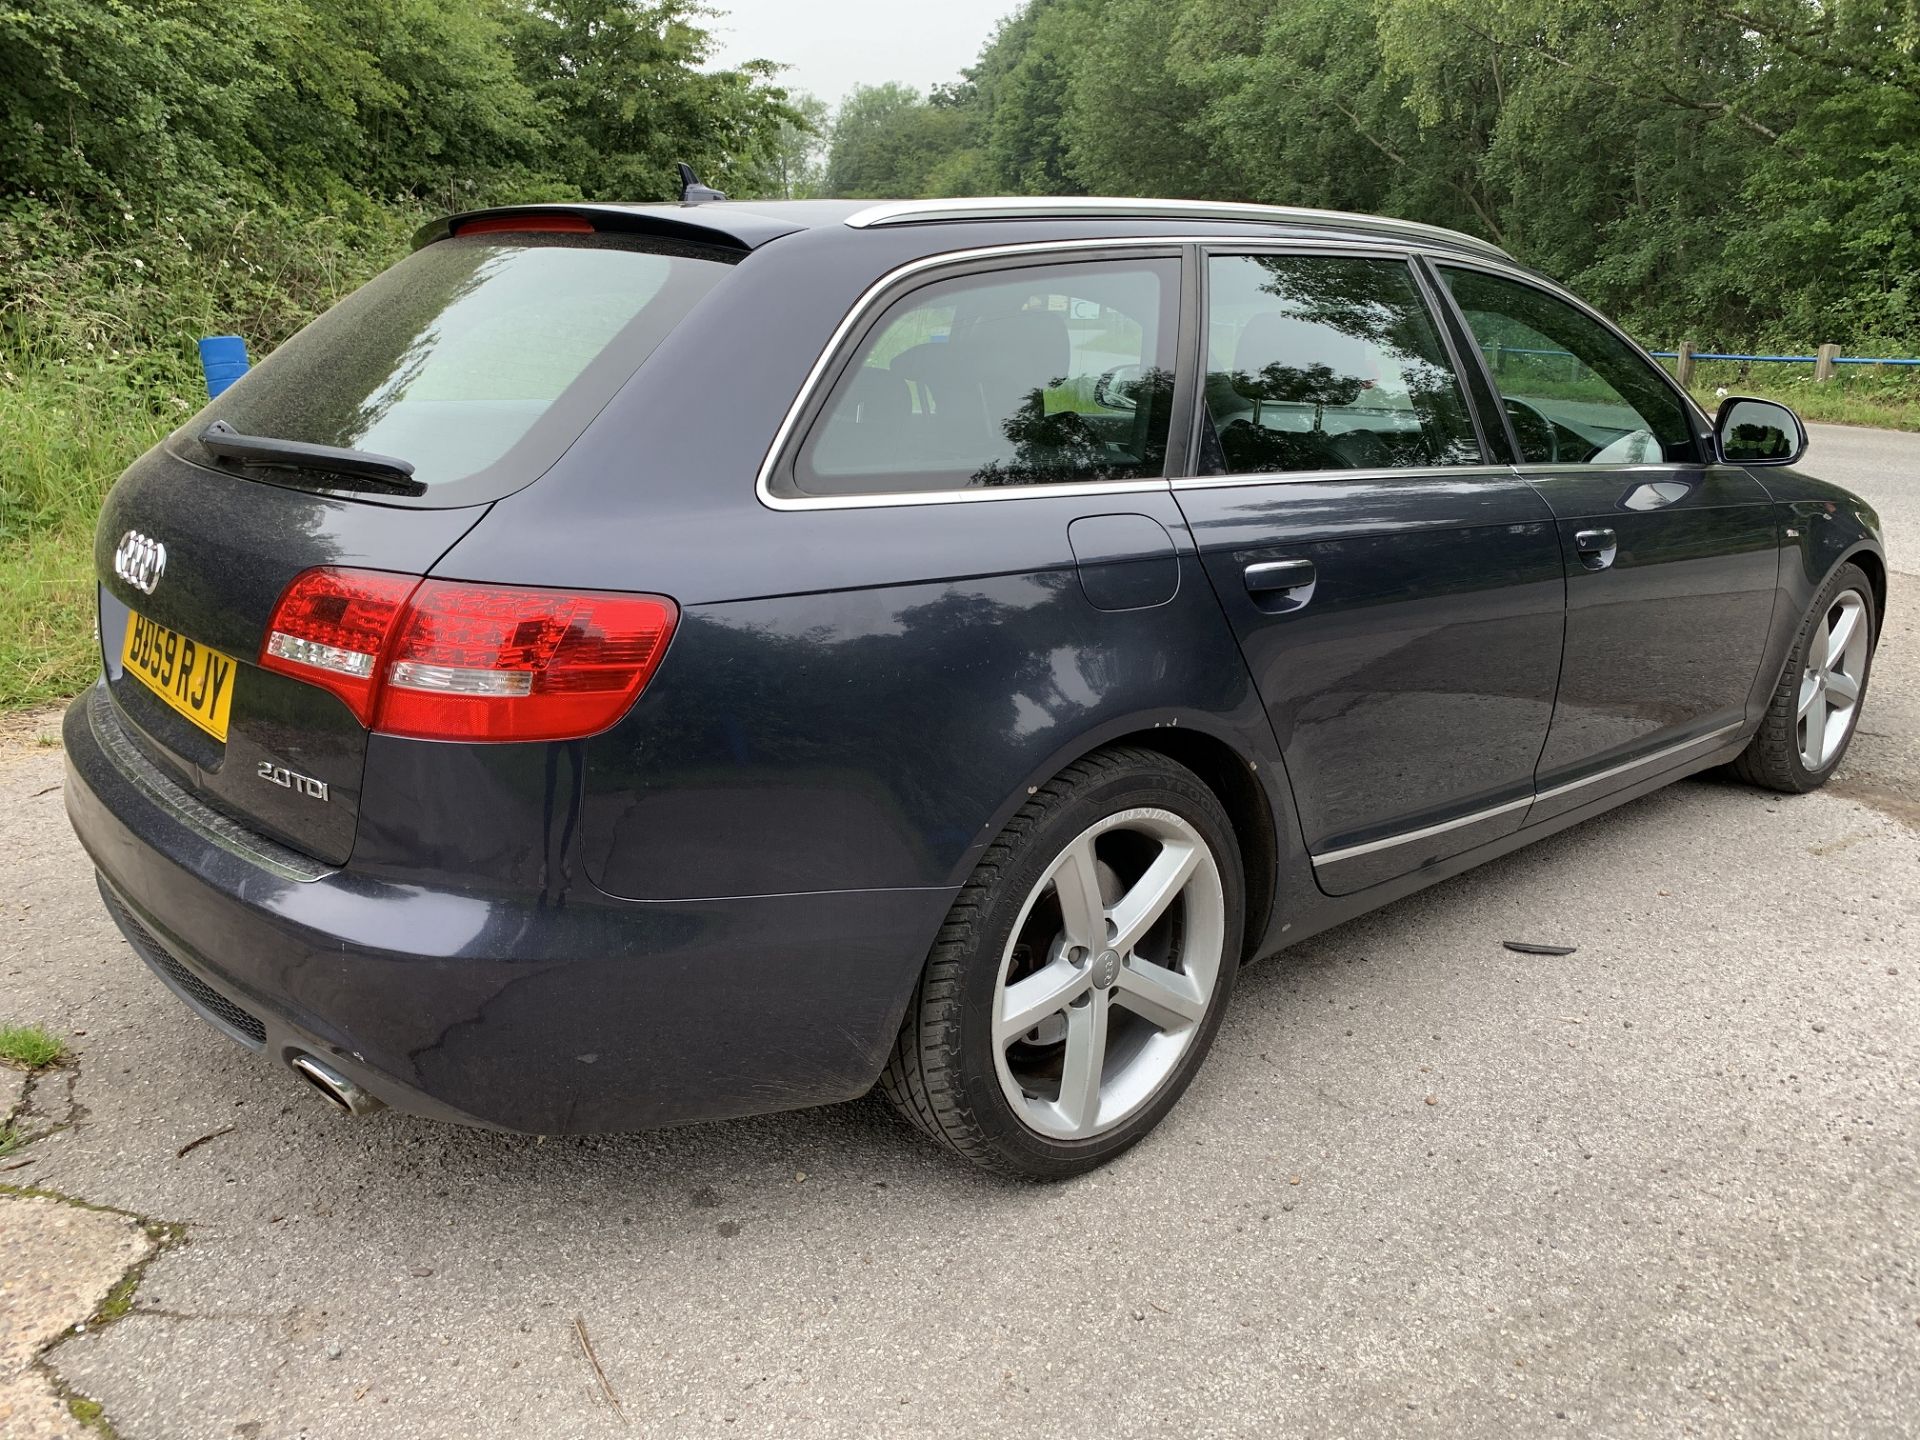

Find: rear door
<box><xmin>94</xmin><ymin>227</ymin><xmax>738</xmax><ymax>864</ymax></box>
<box><xmin>1431</xmin><ymin>264</ymin><xmax>1779</xmax><ymax>818</ymax></box>
<box><xmin>1174</xmin><ymin>249</ymin><xmax>1565</xmax><ymax>895</ymax></box>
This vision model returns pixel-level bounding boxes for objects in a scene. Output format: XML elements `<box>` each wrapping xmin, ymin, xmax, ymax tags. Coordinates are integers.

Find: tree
<box><xmin>0</xmin><ymin>0</ymin><xmax>290</xmax><ymax>222</ymax></box>
<box><xmin>255</xmin><ymin>0</ymin><xmax>547</xmax><ymax>208</ymax></box>
<box><xmin>766</xmin><ymin>92</ymin><xmax>830</xmax><ymax>199</ymax></box>
<box><xmin>968</xmin><ymin>0</ymin><xmax>1098</xmax><ymax>193</ymax></box>
<box><xmin>504</xmin><ymin>0</ymin><xmax>798</xmax><ymax>200</ymax></box>
<box><xmin>823</xmin><ymin>84</ymin><xmax>975</xmax><ymax>198</ymax></box>
<box><xmin>1062</xmin><ymin>0</ymin><xmax>1228</xmax><ymax>197</ymax></box>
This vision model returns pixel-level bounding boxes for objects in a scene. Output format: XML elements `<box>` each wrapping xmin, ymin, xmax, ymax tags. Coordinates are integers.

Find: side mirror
<box><xmin>1093</xmin><ymin>364</ymin><xmax>1145</xmax><ymax>411</ymax></box>
<box><xmin>1714</xmin><ymin>395</ymin><xmax>1806</xmax><ymax>466</ymax></box>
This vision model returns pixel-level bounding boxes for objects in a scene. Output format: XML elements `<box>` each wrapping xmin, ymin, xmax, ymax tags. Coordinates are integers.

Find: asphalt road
<box><xmin>2</xmin><ymin>425</ymin><xmax>1915</xmax><ymax>1439</ymax></box>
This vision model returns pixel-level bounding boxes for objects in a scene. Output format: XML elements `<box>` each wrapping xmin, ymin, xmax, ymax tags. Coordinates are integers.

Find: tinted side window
<box><xmin>792</xmin><ymin>259</ymin><xmax>1179</xmax><ymax>496</ymax></box>
<box><xmin>1203</xmin><ymin>255</ymin><xmax>1481</xmax><ymax>475</ymax></box>
<box><xmin>1439</xmin><ymin>267</ymin><xmax>1697</xmax><ymax>465</ymax></box>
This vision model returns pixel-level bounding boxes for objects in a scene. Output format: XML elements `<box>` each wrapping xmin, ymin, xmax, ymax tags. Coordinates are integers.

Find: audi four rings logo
<box><xmin>114</xmin><ymin>531</ymin><xmax>167</xmax><ymax>595</ymax></box>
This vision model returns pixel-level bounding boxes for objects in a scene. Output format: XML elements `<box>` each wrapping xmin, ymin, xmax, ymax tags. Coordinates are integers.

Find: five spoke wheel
<box><xmin>992</xmin><ymin>809</ymin><xmax>1226</xmax><ymax>1141</ymax></box>
<box><xmin>1797</xmin><ymin>590</ymin><xmax>1870</xmax><ymax>772</ymax></box>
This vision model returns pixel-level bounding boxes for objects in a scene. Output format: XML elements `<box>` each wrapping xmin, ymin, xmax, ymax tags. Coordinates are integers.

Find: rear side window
<box><xmin>1439</xmin><ymin>267</ymin><xmax>1697</xmax><ymax>465</ymax></box>
<box><xmin>179</xmin><ymin>233</ymin><xmax>736</xmax><ymax>504</ymax></box>
<box><xmin>789</xmin><ymin>257</ymin><xmax>1180</xmax><ymax>497</ymax></box>
<box><xmin>1203</xmin><ymin>254</ymin><xmax>1481</xmax><ymax>475</ymax></box>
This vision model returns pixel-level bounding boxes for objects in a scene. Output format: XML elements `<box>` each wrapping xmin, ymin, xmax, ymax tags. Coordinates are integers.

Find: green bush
<box><xmin>0</xmin><ymin>197</ymin><xmax>420</xmax><ymax>708</ymax></box>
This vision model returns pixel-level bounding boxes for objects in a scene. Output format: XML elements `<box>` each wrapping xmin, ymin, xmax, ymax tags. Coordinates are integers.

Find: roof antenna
<box><xmin>678</xmin><ymin>162</ymin><xmax>727</xmax><ymax>205</ymax></box>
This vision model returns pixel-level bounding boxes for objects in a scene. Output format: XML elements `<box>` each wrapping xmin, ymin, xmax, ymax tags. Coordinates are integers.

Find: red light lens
<box><xmin>260</xmin><ymin>569</ymin><xmax>418</xmax><ymax>723</ymax></box>
<box><xmin>378</xmin><ymin>582</ymin><xmax>676</xmax><ymax>741</ymax></box>
<box><xmin>453</xmin><ymin>214</ymin><xmax>594</xmax><ymax>237</ymax></box>
<box><xmin>260</xmin><ymin>569</ymin><xmax>677</xmax><ymax>742</ymax></box>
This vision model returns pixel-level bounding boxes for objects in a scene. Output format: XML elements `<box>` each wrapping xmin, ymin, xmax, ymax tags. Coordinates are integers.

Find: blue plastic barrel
<box><xmin>198</xmin><ymin>335</ymin><xmax>250</xmax><ymax>398</ymax></box>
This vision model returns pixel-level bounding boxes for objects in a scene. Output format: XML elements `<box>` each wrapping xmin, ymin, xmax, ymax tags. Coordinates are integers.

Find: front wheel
<box><xmin>879</xmin><ymin>746</ymin><xmax>1245</xmax><ymax>1180</ymax></box>
<box><xmin>1732</xmin><ymin>561</ymin><xmax>1877</xmax><ymax>793</ymax></box>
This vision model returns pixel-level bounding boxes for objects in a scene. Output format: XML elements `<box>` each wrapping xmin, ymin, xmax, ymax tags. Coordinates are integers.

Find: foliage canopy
<box><xmin>818</xmin><ymin>0</ymin><xmax>1920</xmax><ymax>350</ymax></box>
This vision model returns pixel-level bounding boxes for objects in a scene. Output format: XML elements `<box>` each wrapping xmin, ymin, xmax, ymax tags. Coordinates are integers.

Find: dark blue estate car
<box><xmin>66</xmin><ymin>196</ymin><xmax>1885</xmax><ymax>1178</ymax></box>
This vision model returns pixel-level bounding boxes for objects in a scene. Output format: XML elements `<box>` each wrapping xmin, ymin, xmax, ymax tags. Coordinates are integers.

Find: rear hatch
<box><xmin>95</xmin><ymin>225</ymin><xmax>738</xmax><ymax>864</ymax></box>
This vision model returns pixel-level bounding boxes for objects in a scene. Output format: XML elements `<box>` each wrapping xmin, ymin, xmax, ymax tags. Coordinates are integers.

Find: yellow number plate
<box><xmin>121</xmin><ymin>612</ymin><xmax>238</xmax><ymax>743</ymax></box>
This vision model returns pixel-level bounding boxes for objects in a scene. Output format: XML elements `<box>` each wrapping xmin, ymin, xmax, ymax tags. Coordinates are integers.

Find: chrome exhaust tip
<box><xmin>288</xmin><ymin>1053</ymin><xmax>387</xmax><ymax>1117</ymax></box>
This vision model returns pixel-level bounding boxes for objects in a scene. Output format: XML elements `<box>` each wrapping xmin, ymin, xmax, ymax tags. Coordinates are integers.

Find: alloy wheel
<box><xmin>1797</xmin><ymin>589</ymin><xmax>1870</xmax><ymax>772</ymax></box>
<box><xmin>991</xmin><ymin>808</ymin><xmax>1227</xmax><ymax>1141</ymax></box>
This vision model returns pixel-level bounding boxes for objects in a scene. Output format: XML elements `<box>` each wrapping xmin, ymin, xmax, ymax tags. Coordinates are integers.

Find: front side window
<box><xmin>792</xmin><ymin>258</ymin><xmax>1179</xmax><ymax>496</ymax></box>
<box><xmin>1203</xmin><ymin>254</ymin><xmax>1481</xmax><ymax>475</ymax></box>
<box><xmin>1439</xmin><ymin>267</ymin><xmax>1697</xmax><ymax>466</ymax></box>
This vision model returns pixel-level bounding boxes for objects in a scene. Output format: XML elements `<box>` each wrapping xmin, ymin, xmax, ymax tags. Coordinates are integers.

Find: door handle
<box><xmin>1574</xmin><ymin>528</ymin><xmax>1618</xmax><ymax>571</ymax></box>
<box><xmin>1243</xmin><ymin>557</ymin><xmax>1317</xmax><ymax>613</ymax></box>
<box><xmin>1244</xmin><ymin>558</ymin><xmax>1316</xmax><ymax>596</ymax></box>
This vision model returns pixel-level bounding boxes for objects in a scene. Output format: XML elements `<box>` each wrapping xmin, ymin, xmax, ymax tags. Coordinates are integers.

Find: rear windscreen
<box><xmin>175</xmin><ymin>233</ymin><xmax>738</xmax><ymax>504</ymax></box>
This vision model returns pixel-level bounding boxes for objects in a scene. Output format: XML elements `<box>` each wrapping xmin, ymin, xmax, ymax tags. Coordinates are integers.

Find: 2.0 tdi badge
<box><xmin>257</xmin><ymin>761</ymin><xmax>329</xmax><ymax>802</ymax></box>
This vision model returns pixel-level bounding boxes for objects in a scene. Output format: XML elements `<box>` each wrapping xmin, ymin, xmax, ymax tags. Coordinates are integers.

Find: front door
<box><xmin>1434</xmin><ymin>265</ymin><xmax>1779</xmax><ymax>819</ymax></box>
<box><xmin>1176</xmin><ymin>251</ymin><xmax>1566</xmax><ymax>895</ymax></box>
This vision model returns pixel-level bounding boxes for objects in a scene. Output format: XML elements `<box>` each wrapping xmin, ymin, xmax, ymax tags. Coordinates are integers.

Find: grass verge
<box><xmin>1674</xmin><ymin>358</ymin><xmax>1920</xmax><ymax>431</ymax></box>
<box><xmin>2</xmin><ymin>359</ymin><xmax>174</xmax><ymax>711</ymax></box>
<box><xmin>1</xmin><ymin>529</ymin><xmax>100</xmax><ymax>711</ymax></box>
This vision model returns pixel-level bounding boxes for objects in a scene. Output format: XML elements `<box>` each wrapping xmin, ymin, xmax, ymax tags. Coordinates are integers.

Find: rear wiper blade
<box><xmin>197</xmin><ymin>420</ymin><xmax>426</xmax><ymax>496</ymax></box>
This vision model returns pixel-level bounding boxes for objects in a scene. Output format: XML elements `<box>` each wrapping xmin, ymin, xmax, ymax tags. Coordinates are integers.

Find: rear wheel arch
<box><xmin>970</xmin><ymin>723</ymin><xmax>1279</xmax><ymax>966</ymax></box>
<box><xmin>948</xmin><ymin>716</ymin><xmax>1293</xmax><ymax>964</ymax></box>
<box><xmin>1103</xmin><ymin>727</ymin><xmax>1277</xmax><ymax>965</ymax></box>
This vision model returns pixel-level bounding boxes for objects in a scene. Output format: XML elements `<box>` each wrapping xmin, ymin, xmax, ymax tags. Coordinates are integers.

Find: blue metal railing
<box><xmin>1647</xmin><ymin>351</ymin><xmax>1920</xmax><ymax>366</ymax></box>
<box><xmin>1495</xmin><ymin>344</ymin><xmax>1920</xmax><ymax>367</ymax></box>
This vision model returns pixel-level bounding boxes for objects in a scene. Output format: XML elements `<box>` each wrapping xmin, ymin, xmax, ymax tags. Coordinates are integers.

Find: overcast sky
<box><xmin>704</xmin><ymin>0</ymin><xmax>1015</xmax><ymax>108</ymax></box>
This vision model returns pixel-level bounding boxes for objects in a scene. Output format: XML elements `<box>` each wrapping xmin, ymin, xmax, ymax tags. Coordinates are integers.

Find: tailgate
<box><xmin>95</xmin><ymin>445</ymin><xmax>485</xmax><ymax>865</ymax></box>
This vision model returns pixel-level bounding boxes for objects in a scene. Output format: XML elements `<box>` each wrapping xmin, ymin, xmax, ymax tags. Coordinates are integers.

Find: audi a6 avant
<box><xmin>65</xmin><ymin>196</ymin><xmax>1885</xmax><ymax>1179</ymax></box>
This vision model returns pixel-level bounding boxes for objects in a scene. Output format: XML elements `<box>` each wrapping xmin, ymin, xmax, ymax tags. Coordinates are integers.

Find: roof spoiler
<box><xmin>411</xmin><ymin>205</ymin><xmax>762</xmax><ymax>252</ymax></box>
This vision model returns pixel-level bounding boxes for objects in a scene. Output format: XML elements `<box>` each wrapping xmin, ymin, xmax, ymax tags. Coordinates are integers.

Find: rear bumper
<box><xmin>64</xmin><ymin>685</ymin><xmax>954</xmax><ymax>1134</ymax></box>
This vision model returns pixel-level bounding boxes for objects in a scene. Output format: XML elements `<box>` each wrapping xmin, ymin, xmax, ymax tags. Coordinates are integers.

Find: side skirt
<box><xmin>1254</xmin><ymin>733</ymin><xmax>1752</xmax><ymax>960</ymax></box>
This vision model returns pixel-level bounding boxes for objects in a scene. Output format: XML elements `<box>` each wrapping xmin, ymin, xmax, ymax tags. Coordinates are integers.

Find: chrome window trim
<box><xmin>1310</xmin><ymin>720</ymin><xmax>1745</xmax><ymax>867</ymax></box>
<box><xmin>760</xmin><ymin>234</ymin><xmax>1435</xmax><ymax>513</ymax></box>
<box><xmin>1510</xmin><ymin>462</ymin><xmax>1686</xmax><ymax>474</ymax></box>
<box><xmin>1171</xmin><ymin>463</ymin><xmax>1519</xmax><ymax>492</ymax></box>
<box><xmin>757</xmin><ymin>234</ymin><xmax>1525</xmax><ymax>513</ymax></box>
<box><xmin>841</xmin><ymin>198</ymin><xmax>1512</xmax><ymax>262</ymax></box>
<box><xmin>766</xmin><ymin>476</ymin><xmax>1177</xmax><ymax>512</ymax></box>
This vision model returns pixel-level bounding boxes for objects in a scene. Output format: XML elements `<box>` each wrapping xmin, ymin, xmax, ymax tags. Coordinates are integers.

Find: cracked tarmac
<box><xmin>0</xmin><ymin>423</ymin><xmax>1914</xmax><ymax>1437</ymax></box>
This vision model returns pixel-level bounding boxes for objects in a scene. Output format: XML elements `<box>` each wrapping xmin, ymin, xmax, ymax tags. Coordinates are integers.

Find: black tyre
<box><xmin>1732</xmin><ymin>561</ymin><xmax>1877</xmax><ymax>793</ymax></box>
<box><xmin>879</xmin><ymin>746</ymin><xmax>1246</xmax><ymax>1180</ymax></box>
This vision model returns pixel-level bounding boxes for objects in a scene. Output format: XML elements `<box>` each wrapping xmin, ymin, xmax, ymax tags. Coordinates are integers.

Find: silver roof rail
<box><xmin>843</xmin><ymin>196</ymin><xmax>1510</xmax><ymax>261</ymax></box>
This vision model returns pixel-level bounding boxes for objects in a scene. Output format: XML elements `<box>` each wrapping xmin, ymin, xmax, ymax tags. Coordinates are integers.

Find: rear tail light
<box><xmin>261</xmin><ymin>570</ymin><xmax>416</xmax><ymax>725</ymax></box>
<box><xmin>261</xmin><ymin>568</ymin><xmax>677</xmax><ymax>742</ymax></box>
